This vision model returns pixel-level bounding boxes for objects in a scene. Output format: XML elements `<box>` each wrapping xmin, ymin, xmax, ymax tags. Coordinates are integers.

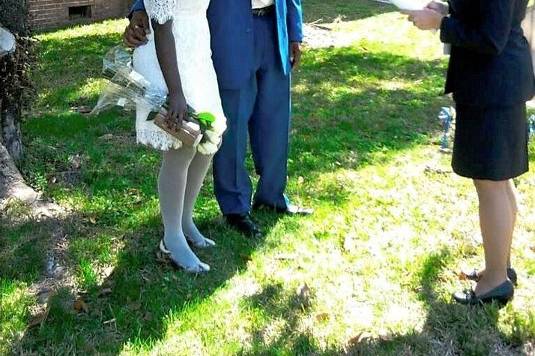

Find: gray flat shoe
<box><xmin>186</xmin><ymin>235</ymin><xmax>216</xmax><ymax>249</ymax></box>
<box><xmin>158</xmin><ymin>240</ymin><xmax>210</xmax><ymax>274</ymax></box>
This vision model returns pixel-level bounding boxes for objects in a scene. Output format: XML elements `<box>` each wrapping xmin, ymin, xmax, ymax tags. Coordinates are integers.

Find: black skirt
<box><xmin>452</xmin><ymin>104</ymin><xmax>529</xmax><ymax>181</ymax></box>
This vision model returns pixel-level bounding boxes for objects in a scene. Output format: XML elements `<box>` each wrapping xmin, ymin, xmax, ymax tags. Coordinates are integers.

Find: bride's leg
<box><xmin>182</xmin><ymin>152</ymin><xmax>215</xmax><ymax>246</ymax></box>
<box><xmin>159</xmin><ymin>147</ymin><xmax>207</xmax><ymax>268</ymax></box>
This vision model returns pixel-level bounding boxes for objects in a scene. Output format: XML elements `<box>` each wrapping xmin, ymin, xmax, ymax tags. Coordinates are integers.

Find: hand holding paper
<box><xmin>394</xmin><ymin>0</ymin><xmax>447</xmax><ymax>31</ymax></box>
<box><xmin>390</xmin><ymin>0</ymin><xmax>427</xmax><ymax>11</ymax></box>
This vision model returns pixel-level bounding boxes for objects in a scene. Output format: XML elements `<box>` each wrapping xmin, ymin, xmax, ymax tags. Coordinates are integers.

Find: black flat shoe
<box><xmin>453</xmin><ymin>280</ymin><xmax>514</xmax><ymax>306</ymax></box>
<box><xmin>225</xmin><ymin>213</ymin><xmax>263</xmax><ymax>238</ymax></box>
<box><xmin>463</xmin><ymin>268</ymin><xmax>518</xmax><ymax>286</ymax></box>
<box><xmin>253</xmin><ymin>202</ymin><xmax>314</xmax><ymax>216</ymax></box>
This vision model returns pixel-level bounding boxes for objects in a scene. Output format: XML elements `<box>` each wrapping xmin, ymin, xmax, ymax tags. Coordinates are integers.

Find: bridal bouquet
<box><xmin>91</xmin><ymin>46</ymin><xmax>222</xmax><ymax>154</ymax></box>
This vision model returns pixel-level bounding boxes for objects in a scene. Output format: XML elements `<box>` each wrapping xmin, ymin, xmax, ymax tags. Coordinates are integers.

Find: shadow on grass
<box><xmin>4</xmin><ymin>196</ymin><xmax>285</xmax><ymax>353</ymax></box>
<box><xmin>239</xmin><ymin>282</ymin><xmax>318</xmax><ymax>355</ymax></box>
<box><xmin>288</xmin><ymin>46</ymin><xmax>449</xmax><ymax>203</ymax></box>
<box><xmin>342</xmin><ymin>250</ymin><xmax>520</xmax><ymax>355</ymax></box>
<box><xmin>239</xmin><ymin>249</ymin><xmax>521</xmax><ymax>355</ymax></box>
<box><xmin>304</xmin><ymin>0</ymin><xmax>395</xmax><ymax>24</ymax></box>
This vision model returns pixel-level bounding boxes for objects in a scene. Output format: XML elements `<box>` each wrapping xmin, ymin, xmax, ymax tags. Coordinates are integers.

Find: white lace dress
<box><xmin>133</xmin><ymin>0</ymin><xmax>226</xmax><ymax>154</ymax></box>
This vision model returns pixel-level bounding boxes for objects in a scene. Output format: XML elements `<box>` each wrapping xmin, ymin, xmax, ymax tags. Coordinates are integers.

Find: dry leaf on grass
<box><xmin>128</xmin><ymin>301</ymin><xmax>142</xmax><ymax>311</ymax></box>
<box><xmin>143</xmin><ymin>312</ymin><xmax>153</xmax><ymax>321</ymax></box>
<box><xmin>347</xmin><ymin>331</ymin><xmax>373</xmax><ymax>346</ymax></box>
<box><xmin>156</xmin><ymin>250</ymin><xmax>170</xmax><ymax>264</ymax></box>
<box><xmin>68</xmin><ymin>154</ymin><xmax>83</xmax><ymax>170</ymax></box>
<box><xmin>315</xmin><ymin>312</ymin><xmax>330</xmax><ymax>322</ymax></box>
<box><xmin>296</xmin><ymin>283</ymin><xmax>312</xmax><ymax>308</ymax></box>
<box><xmin>71</xmin><ymin>106</ymin><xmax>92</xmax><ymax>114</ymax></box>
<box><xmin>97</xmin><ymin>288</ymin><xmax>113</xmax><ymax>297</ymax></box>
<box><xmin>73</xmin><ymin>297</ymin><xmax>89</xmax><ymax>313</ymax></box>
<box><xmin>458</xmin><ymin>271</ymin><xmax>469</xmax><ymax>281</ymax></box>
<box><xmin>274</xmin><ymin>253</ymin><xmax>296</xmax><ymax>260</ymax></box>
<box><xmin>378</xmin><ymin>331</ymin><xmax>394</xmax><ymax>341</ymax></box>
<box><xmin>28</xmin><ymin>306</ymin><xmax>50</xmax><ymax>329</ymax></box>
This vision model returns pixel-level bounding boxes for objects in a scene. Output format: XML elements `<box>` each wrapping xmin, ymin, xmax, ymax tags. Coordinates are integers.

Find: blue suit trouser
<box><xmin>213</xmin><ymin>14</ymin><xmax>291</xmax><ymax>215</ymax></box>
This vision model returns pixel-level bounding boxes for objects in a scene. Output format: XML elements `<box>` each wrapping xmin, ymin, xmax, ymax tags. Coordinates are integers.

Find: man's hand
<box><xmin>123</xmin><ymin>11</ymin><xmax>150</xmax><ymax>48</ymax></box>
<box><xmin>290</xmin><ymin>41</ymin><xmax>302</xmax><ymax>70</ymax></box>
<box><xmin>405</xmin><ymin>9</ymin><xmax>444</xmax><ymax>31</ymax></box>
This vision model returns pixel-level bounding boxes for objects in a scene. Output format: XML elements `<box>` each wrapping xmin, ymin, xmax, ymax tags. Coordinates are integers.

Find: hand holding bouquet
<box><xmin>91</xmin><ymin>46</ymin><xmax>224</xmax><ymax>154</ymax></box>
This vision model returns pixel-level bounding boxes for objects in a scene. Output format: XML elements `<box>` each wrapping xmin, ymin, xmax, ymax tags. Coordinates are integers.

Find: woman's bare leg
<box><xmin>476</xmin><ymin>179</ymin><xmax>517</xmax><ymax>279</ymax></box>
<box><xmin>504</xmin><ymin>180</ymin><xmax>518</xmax><ymax>268</ymax></box>
<box><xmin>473</xmin><ymin>179</ymin><xmax>512</xmax><ymax>295</ymax></box>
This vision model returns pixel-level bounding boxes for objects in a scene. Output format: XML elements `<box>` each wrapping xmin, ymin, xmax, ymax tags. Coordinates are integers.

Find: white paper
<box><xmin>390</xmin><ymin>0</ymin><xmax>427</xmax><ymax>10</ymax></box>
<box><xmin>0</xmin><ymin>26</ymin><xmax>16</xmax><ymax>58</ymax></box>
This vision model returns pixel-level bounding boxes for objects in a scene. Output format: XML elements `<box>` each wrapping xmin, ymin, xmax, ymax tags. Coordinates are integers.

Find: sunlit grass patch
<box><xmin>0</xmin><ymin>280</ymin><xmax>33</xmax><ymax>354</ymax></box>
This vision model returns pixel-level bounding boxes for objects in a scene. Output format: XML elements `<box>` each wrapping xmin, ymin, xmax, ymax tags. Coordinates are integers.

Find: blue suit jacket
<box><xmin>131</xmin><ymin>0</ymin><xmax>304</xmax><ymax>90</ymax></box>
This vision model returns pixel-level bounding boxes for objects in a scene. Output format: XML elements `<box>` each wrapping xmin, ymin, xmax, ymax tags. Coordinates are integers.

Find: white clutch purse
<box><xmin>389</xmin><ymin>0</ymin><xmax>427</xmax><ymax>10</ymax></box>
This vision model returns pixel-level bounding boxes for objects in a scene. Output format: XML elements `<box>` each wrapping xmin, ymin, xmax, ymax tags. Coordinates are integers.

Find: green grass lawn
<box><xmin>1</xmin><ymin>2</ymin><xmax>535</xmax><ymax>355</ymax></box>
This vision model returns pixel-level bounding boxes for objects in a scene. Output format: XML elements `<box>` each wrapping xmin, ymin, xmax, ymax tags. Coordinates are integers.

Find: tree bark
<box><xmin>0</xmin><ymin>0</ymin><xmax>35</xmax><ymax>204</ymax></box>
<box><xmin>0</xmin><ymin>97</ymin><xmax>23</xmax><ymax>161</ymax></box>
<box><xmin>0</xmin><ymin>95</ymin><xmax>34</xmax><ymax>205</ymax></box>
<box><xmin>0</xmin><ymin>140</ymin><xmax>37</xmax><ymax>204</ymax></box>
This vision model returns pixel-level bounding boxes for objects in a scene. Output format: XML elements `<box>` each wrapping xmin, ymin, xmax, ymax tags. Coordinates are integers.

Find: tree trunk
<box><xmin>0</xmin><ymin>0</ymin><xmax>35</xmax><ymax>204</ymax></box>
<box><xmin>0</xmin><ymin>97</ymin><xmax>23</xmax><ymax>161</ymax></box>
<box><xmin>0</xmin><ymin>140</ymin><xmax>37</xmax><ymax>204</ymax></box>
<box><xmin>0</xmin><ymin>94</ymin><xmax>33</xmax><ymax>205</ymax></box>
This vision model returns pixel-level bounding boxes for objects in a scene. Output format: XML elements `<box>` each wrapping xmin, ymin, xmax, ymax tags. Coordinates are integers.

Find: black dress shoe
<box><xmin>253</xmin><ymin>202</ymin><xmax>314</xmax><ymax>216</ymax></box>
<box><xmin>225</xmin><ymin>213</ymin><xmax>263</xmax><ymax>238</ymax></box>
<box><xmin>453</xmin><ymin>280</ymin><xmax>514</xmax><ymax>306</ymax></box>
<box><xmin>464</xmin><ymin>268</ymin><xmax>518</xmax><ymax>286</ymax></box>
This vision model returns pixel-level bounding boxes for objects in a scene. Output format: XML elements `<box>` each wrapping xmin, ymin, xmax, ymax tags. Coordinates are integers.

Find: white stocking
<box><xmin>158</xmin><ymin>147</ymin><xmax>206</xmax><ymax>269</ymax></box>
<box><xmin>182</xmin><ymin>152</ymin><xmax>214</xmax><ymax>245</ymax></box>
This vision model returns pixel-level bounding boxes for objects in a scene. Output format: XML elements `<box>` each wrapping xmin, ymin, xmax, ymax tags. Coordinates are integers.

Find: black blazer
<box><xmin>441</xmin><ymin>0</ymin><xmax>535</xmax><ymax>106</ymax></box>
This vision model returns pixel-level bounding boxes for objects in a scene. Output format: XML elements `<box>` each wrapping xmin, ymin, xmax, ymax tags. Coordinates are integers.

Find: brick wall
<box><xmin>29</xmin><ymin>0</ymin><xmax>133</xmax><ymax>29</ymax></box>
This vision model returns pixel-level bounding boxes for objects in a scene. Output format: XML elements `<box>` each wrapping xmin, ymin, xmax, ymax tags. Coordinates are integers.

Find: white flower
<box><xmin>204</xmin><ymin>130</ymin><xmax>220</xmax><ymax>143</ymax></box>
<box><xmin>211</xmin><ymin>118</ymin><xmax>227</xmax><ymax>135</ymax></box>
<box><xmin>198</xmin><ymin>142</ymin><xmax>219</xmax><ymax>155</ymax></box>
